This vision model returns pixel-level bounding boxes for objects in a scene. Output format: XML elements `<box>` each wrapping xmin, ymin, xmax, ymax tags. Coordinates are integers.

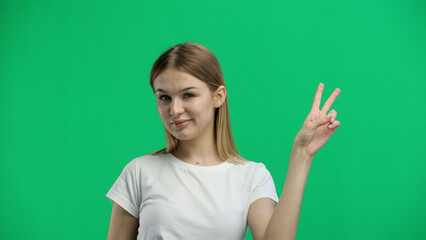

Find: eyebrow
<box><xmin>155</xmin><ymin>86</ymin><xmax>198</xmax><ymax>93</ymax></box>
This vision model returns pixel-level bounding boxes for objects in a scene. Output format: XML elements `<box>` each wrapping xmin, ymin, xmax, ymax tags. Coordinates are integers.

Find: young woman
<box><xmin>106</xmin><ymin>42</ymin><xmax>341</xmax><ymax>240</ymax></box>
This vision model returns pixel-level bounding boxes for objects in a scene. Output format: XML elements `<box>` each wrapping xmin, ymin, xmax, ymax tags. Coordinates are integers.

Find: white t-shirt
<box><xmin>106</xmin><ymin>153</ymin><xmax>279</xmax><ymax>240</ymax></box>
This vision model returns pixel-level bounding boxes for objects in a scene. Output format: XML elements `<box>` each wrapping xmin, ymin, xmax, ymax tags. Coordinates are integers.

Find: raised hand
<box><xmin>294</xmin><ymin>83</ymin><xmax>341</xmax><ymax>158</ymax></box>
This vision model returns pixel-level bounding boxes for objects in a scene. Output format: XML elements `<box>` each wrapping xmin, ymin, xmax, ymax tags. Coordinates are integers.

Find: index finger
<box><xmin>311</xmin><ymin>82</ymin><xmax>324</xmax><ymax>111</ymax></box>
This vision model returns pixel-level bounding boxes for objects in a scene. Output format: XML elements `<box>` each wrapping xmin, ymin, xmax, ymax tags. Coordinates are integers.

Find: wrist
<box><xmin>290</xmin><ymin>145</ymin><xmax>314</xmax><ymax>166</ymax></box>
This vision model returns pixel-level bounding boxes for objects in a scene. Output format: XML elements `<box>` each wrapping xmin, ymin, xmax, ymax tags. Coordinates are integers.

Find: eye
<box><xmin>159</xmin><ymin>95</ymin><xmax>171</xmax><ymax>101</ymax></box>
<box><xmin>184</xmin><ymin>93</ymin><xmax>194</xmax><ymax>98</ymax></box>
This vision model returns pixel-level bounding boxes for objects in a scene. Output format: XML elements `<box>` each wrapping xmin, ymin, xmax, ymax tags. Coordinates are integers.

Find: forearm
<box><xmin>264</xmin><ymin>145</ymin><xmax>313</xmax><ymax>240</ymax></box>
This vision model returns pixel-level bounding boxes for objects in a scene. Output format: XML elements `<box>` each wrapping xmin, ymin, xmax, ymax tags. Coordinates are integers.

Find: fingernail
<box><xmin>328</xmin><ymin>124</ymin><xmax>333</xmax><ymax>129</ymax></box>
<box><xmin>331</xmin><ymin>117</ymin><xmax>334</xmax><ymax>122</ymax></box>
<box><xmin>327</xmin><ymin>114</ymin><xmax>332</xmax><ymax>118</ymax></box>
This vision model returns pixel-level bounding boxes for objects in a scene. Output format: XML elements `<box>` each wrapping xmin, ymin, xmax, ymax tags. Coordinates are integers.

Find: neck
<box><xmin>172</xmin><ymin>125</ymin><xmax>224</xmax><ymax>166</ymax></box>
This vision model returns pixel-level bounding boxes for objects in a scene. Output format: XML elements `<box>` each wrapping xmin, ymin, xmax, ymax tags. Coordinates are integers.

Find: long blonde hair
<box><xmin>149</xmin><ymin>42</ymin><xmax>247</xmax><ymax>165</ymax></box>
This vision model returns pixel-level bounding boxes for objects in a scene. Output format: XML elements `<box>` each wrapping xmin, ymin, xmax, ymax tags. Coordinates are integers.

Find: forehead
<box><xmin>153</xmin><ymin>68</ymin><xmax>207</xmax><ymax>92</ymax></box>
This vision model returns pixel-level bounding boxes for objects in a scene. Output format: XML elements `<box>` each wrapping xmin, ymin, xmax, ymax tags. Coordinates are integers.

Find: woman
<box><xmin>106</xmin><ymin>42</ymin><xmax>341</xmax><ymax>240</ymax></box>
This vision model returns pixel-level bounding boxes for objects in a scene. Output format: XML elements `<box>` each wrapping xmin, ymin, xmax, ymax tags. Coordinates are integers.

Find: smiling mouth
<box><xmin>172</xmin><ymin>119</ymin><xmax>192</xmax><ymax>127</ymax></box>
<box><xmin>172</xmin><ymin>119</ymin><xmax>191</xmax><ymax>124</ymax></box>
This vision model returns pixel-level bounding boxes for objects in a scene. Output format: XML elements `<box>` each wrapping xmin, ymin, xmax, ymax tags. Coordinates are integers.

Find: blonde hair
<box><xmin>149</xmin><ymin>42</ymin><xmax>248</xmax><ymax>165</ymax></box>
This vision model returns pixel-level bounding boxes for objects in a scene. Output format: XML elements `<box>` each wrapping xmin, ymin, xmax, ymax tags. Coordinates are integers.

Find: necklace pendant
<box><xmin>196</xmin><ymin>161</ymin><xmax>200</xmax><ymax>164</ymax></box>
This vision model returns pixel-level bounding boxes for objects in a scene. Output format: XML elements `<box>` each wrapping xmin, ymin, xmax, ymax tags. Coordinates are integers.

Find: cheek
<box><xmin>157</xmin><ymin>105</ymin><xmax>168</xmax><ymax>121</ymax></box>
<box><xmin>195</xmin><ymin>102</ymin><xmax>215</xmax><ymax>121</ymax></box>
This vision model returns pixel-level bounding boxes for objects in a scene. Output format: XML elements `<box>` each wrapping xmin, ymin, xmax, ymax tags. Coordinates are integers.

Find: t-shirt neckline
<box><xmin>166</xmin><ymin>153</ymin><xmax>230</xmax><ymax>171</ymax></box>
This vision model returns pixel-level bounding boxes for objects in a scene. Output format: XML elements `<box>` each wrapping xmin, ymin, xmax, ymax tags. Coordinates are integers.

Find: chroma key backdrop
<box><xmin>1</xmin><ymin>0</ymin><xmax>425</xmax><ymax>239</ymax></box>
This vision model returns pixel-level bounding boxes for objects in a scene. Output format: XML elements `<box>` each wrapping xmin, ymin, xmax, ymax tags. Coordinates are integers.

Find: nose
<box><xmin>169</xmin><ymin>98</ymin><xmax>184</xmax><ymax>116</ymax></box>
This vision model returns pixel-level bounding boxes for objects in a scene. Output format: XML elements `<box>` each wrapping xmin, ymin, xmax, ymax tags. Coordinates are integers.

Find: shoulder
<box><xmin>128</xmin><ymin>153</ymin><xmax>170</xmax><ymax>168</ymax></box>
<box><xmin>132</xmin><ymin>152</ymin><xmax>167</xmax><ymax>162</ymax></box>
<box><xmin>227</xmin><ymin>158</ymin><xmax>271</xmax><ymax>177</ymax></box>
<box><xmin>115</xmin><ymin>153</ymin><xmax>169</xmax><ymax>173</ymax></box>
<box><xmin>229</xmin><ymin>157</ymin><xmax>269</xmax><ymax>168</ymax></box>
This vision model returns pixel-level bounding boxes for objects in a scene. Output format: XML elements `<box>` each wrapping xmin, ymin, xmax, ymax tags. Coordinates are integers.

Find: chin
<box><xmin>173</xmin><ymin>134</ymin><xmax>195</xmax><ymax>141</ymax></box>
<box><xmin>166</xmin><ymin>129</ymin><xmax>193</xmax><ymax>141</ymax></box>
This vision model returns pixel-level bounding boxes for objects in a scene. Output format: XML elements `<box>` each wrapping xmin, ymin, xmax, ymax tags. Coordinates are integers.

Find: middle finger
<box><xmin>321</xmin><ymin>88</ymin><xmax>341</xmax><ymax>114</ymax></box>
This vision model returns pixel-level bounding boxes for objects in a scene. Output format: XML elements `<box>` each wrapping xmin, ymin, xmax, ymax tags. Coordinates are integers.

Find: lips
<box><xmin>172</xmin><ymin>119</ymin><xmax>191</xmax><ymax>125</ymax></box>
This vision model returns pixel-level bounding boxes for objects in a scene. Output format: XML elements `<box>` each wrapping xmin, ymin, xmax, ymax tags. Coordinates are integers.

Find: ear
<box><xmin>214</xmin><ymin>85</ymin><xmax>227</xmax><ymax>108</ymax></box>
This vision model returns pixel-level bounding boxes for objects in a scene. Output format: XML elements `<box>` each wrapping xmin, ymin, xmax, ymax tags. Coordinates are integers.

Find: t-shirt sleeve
<box><xmin>249</xmin><ymin>162</ymin><xmax>279</xmax><ymax>205</ymax></box>
<box><xmin>106</xmin><ymin>159</ymin><xmax>141</xmax><ymax>219</ymax></box>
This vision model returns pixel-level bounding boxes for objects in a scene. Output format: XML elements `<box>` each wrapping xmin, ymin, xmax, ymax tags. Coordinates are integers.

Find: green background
<box><xmin>1</xmin><ymin>0</ymin><xmax>425</xmax><ymax>239</ymax></box>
